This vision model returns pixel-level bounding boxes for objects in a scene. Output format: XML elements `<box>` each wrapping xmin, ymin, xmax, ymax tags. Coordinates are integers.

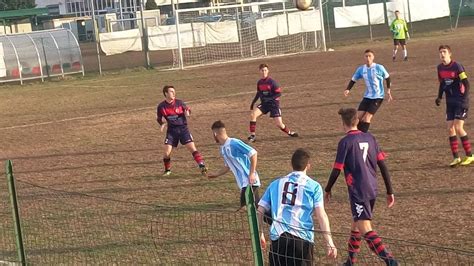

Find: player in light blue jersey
<box><xmin>345</xmin><ymin>49</ymin><xmax>392</xmax><ymax>133</ymax></box>
<box><xmin>208</xmin><ymin>120</ymin><xmax>261</xmax><ymax>208</ymax></box>
<box><xmin>257</xmin><ymin>148</ymin><xmax>337</xmax><ymax>265</ymax></box>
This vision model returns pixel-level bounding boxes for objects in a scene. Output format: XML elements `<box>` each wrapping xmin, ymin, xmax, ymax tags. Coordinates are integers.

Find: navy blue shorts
<box><xmin>358</xmin><ymin>98</ymin><xmax>384</xmax><ymax>115</ymax></box>
<box><xmin>446</xmin><ymin>105</ymin><xmax>468</xmax><ymax>121</ymax></box>
<box><xmin>350</xmin><ymin>198</ymin><xmax>376</xmax><ymax>221</ymax></box>
<box><xmin>258</xmin><ymin>103</ymin><xmax>281</xmax><ymax>118</ymax></box>
<box><xmin>165</xmin><ymin>126</ymin><xmax>193</xmax><ymax>147</ymax></box>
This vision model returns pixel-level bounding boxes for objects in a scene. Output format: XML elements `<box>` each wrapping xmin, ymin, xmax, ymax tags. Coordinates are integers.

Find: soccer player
<box><xmin>208</xmin><ymin>120</ymin><xmax>261</xmax><ymax>208</ymax></box>
<box><xmin>156</xmin><ymin>85</ymin><xmax>207</xmax><ymax>176</ymax></box>
<box><xmin>248</xmin><ymin>63</ymin><xmax>298</xmax><ymax>142</ymax></box>
<box><xmin>390</xmin><ymin>10</ymin><xmax>409</xmax><ymax>62</ymax></box>
<box><xmin>257</xmin><ymin>148</ymin><xmax>337</xmax><ymax>265</ymax></box>
<box><xmin>344</xmin><ymin>49</ymin><xmax>392</xmax><ymax>133</ymax></box>
<box><xmin>325</xmin><ymin>108</ymin><xmax>397</xmax><ymax>266</ymax></box>
<box><xmin>435</xmin><ymin>45</ymin><xmax>473</xmax><ymax>167</ymax></box>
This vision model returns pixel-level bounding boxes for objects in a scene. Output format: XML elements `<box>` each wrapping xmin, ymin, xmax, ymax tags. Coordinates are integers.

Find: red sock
<box><xmin>461</xmin><ymin>135</ymin><xmax>472</xmax><ymax>156</ymax></box>
<box><xmin>163</xmin><ymin>157</ymin><xmax>171</xmax><ymax>171</ymax></box>
<box><xmin>449</xmin><ymin>136</ymin><xmax>459</xmax><ymax>158</ymax></box>
<box><xmin>347</xmin><ymin>231</ymin><xmax>361</xmax><ymax>265</ymax></box>
<box><xmin>192</xmin><ymin>151</ymin><xmax>204</xmax><ymax>165</ymax></box>
<box><xmin>249</xmin><ymin>121</ymin><xmax>256</xmax><ymax>134</ymax></box>
<box><xmin>364</xmin><ymin>231</ymin><xmax>394</xmax><ymax>263</ymax></box>
<box><xmin>280</xmin><ymin>125</ymin><xmax>290</xmax><ymax>134</ymax></box>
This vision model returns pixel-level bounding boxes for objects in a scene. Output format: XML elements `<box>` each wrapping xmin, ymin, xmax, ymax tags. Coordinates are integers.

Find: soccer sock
<box><xmin>163</xmin><ymin>157</ymin><xmax>171</xmax><ymax>171</ymax></box>
<box><xmin>403</xmin><ymin>49</ymin><xmax>407</xmax><ymax>58</ymax></box>
<box><xmin>192</xmin><ymin>151</ymin><xmax>204</xmax><ymax>165</ymax></box>
<box><xmin>449</xmin><ymin>136</ymin><xmax>459</xmax><ymax>158</ymax></box>
<box><xmin>364</xmin><ymin>231</ymin><xmax>394</xmax><ymax>264</ymax></box>
<box><xmin>460</xmin><ymin>135</ymin><xmax>472</xmax><ymax>156</ymax></box>
<box><xmin>249</xmin><ymin>121</ymin><xmax>257</xmax><ymax>135</ymax></box>
<box><xmin>346</xmin><ymin>231</ymin><xmax>362</xmax><ymax>265</ymax></box>
<box><xmin>357</xmin><ymin>122</ymin><xmax>370</xmax><ymax>133</ymax></box>
<box><xmin>280</xmin><ymin>125</ymin><xmax>290</xmax><ymax>134</ymax></box>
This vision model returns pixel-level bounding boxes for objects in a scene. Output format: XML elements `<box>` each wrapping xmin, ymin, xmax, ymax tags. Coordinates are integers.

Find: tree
<box><xmin>145</xmin><ymin>0</ymin><xmax>158</xmax><ymax>10</ymax></box>
<box><xmin>0</xmin><ymin>0</ymin><xmax>36</xmax><ymax>11</ymax></box>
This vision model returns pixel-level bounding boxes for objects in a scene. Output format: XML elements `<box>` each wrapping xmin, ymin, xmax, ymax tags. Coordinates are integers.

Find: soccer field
<box><xmin>0</xmin><ymin>28</ymin><xmax>473</xmax><ymax>263</ymax></box>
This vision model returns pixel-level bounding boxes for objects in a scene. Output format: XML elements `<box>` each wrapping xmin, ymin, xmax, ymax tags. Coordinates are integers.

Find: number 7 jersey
<box><xmin>333</xmin><ymin>130</ymin><xmax>385</xmax><ymax>202</ymax></box>
<box><xmin>258</xmin><ymin>171</ymin><xmax>324</xmax><ymax>243</ymax></box>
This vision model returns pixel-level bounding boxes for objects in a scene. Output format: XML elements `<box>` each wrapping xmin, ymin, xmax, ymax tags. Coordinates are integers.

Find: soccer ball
<box><xmin>294</xmin><ymin>0</ymin><xmax>312</xmax><ymax>10</ymax></box>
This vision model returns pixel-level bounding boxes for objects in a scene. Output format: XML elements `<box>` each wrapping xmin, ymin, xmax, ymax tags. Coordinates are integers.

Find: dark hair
<box><xmin>291</xmin><ymin>148</ymin><xmax>310</xmax><ymax>171</ymax></box>
<box><xmin>259</xmin><ymin>63</ymin><xmax>269</xmax><ymax>70</ymax></box>
<box><xmin>163</xmin><ymin>85</ymin><xmax>174</xmax><ymax>96</ymax></box>
<box><xmin>394</xmin><ymin>10</ymin><xmax>400</xmax><ymax>13</ymax></box>
<box><xmin>364</xmin><ymin>49</ymin><xmax>375</xmax><ymax>55</ymax></box>
<box><xmin>211</xmin><ymin>120</ymin><xmax>225</xmax><ymax>130</ymax></box>
<box><xmin>338</xmin><ymin>108</ymin><xmax>358</xmax><ymax>127</ymax></box>
<box><xmin>438</xmin><ymin>45</ymin><xmax>451</xmax><ymax>52</ymax></box>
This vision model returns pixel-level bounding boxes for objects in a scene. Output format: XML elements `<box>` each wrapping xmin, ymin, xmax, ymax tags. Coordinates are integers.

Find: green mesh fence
<box><xmin>0</xmin><ymin>172</ymin><xmax>19</xmax><ymax>264</ymax></box>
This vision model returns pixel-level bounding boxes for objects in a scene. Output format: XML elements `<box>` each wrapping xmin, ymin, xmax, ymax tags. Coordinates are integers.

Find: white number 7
<box><xmin>359</xmin><ymin>142</ymin><xmax>369</xmax><ymax>162</ymax></box>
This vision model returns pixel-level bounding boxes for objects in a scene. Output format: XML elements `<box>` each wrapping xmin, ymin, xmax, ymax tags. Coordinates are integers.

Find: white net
<box><xmin>170</xmin><ymin>1</ymin><xmax>324</xmax><ymax>68</ymax></box>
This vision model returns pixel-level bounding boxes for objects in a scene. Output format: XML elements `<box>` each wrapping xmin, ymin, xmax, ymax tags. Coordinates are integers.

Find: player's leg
<box><xmin>342</xmin><ymin>222</ymin><xmax>362</xmax><ymax>266</ymax></box>
<box><xmin>272</xmin><ymin>116</ymin><xmax>298</xmax><ymax>137</ymax></box>
<box><xmin>358</xmin><ymin>99</ymin><xmax>383</xmax><ymax>132</ymax></box>
<box><xmin>454</xmin><ymin>115</ymin><xmax>474</xmax><ymax>165</ymax></box>
<box><xmin>162</xmin><ymin>144</ymin><xmax>173</xmax><ymax>176</ymax></box>
<box><xmin>447</xmin><ymin>113</ymin><xmax>462</xmax><ymax>167</ymax></box>
<box><xmin>184</xmin><ymin>141</ymin><xmax>207</xmax><ymax>175</ymax></box>
<box><xmin>392</xmin><ymin>41</ymin><xmax>399</xmax><ymax>61</ymax></box>
<box><xmin>249</xmin><ymin>107</ymin><xmax>264</xmax><ymax>142</ymax></box>
<box><xmin>401</xmin><ymin>41</ymin><xmax>408</xmax><ymax>61</ymax></box>
<box><xmin>353</xmin><ymin>200</ymin><xmax>397</xmax><ymax>265</ymax></box>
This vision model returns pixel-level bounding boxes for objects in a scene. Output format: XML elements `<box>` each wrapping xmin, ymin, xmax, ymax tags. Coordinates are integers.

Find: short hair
<box><xmin>394</xmin><ymin>10</ymin><xmax>400</xmax><ymax>13</ymax></box>
<box><xmin>338</xmin><ymin>108</ymin><xmax>358</xmax><ymax>127</ymax></box>
<box><xmin>364</xmin><ymin>49</ymin><xmax>375</xmax><ymax>55</ymax></box>
<box><xmin>438</xmin><ymin>45</ymin><xmax>451</xmax><ymax>52</ymax></box>
<box><xmin>259</xmin><ymin>63</ymin><xmax>269</xmax><ymax>70</ymax></box>
<box><xmin>291</xmin><ymin>148</ymin><xmax>310</xmax><ymax>171</ymax></box>
<box><xmin>162</xmin><ymin>85</ymin><xmax>174</xmax><ymax>96</ymax></box>
<box><xmin>211</xmin><ymin>120</ymin><xmax>225</xmax><ymax>130</ymax></box>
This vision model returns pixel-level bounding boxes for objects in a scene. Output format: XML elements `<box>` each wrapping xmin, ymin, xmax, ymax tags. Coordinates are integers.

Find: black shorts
<box><xmin>258</xmin><ymin>103</ymin><xmax>281</xmax><ymax>118</ymax></box>
<box><xmin>446</xmin><ymin>105</ymin><xmax>468</xmax><ymax>121</ymax></box>
<box><xmin>240</xmin><ymin>186</ymin><xmax>260</xmax><ymax>207</ymax></box>
<box><xmin>164</xmin><ymin>126</ymin><xmax>193</xmax><ymax>147</ymax></box>
<box><xmin>270</xmin><ymin>232</ymin><xmax>314</xmax><ymax>266</ymax></box>
<box><xmin>350</xmin><ymin>198</ymin><xmax>376</xmax><ymax>221</ymax></box>
<box><xmin>358</xmin><ymin>98</ymin><xmax>384</xmax><ymax>115</ymax></box>
<box><xmin>393</xmin><ymin>39</ymin><xmax>406</xmax><ymax>46</ymax></box>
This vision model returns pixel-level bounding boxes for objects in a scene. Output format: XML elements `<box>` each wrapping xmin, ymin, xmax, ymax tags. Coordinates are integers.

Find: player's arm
<box><xmin>345</xmin><ymin>68</ymin><xmax>362</xmax><ymax>96</ymax></box>
<box><xmin>256</xmin><ymin>205</ymin><xmax>268</xmax><ymax>249</ymax></box>
<box><xmin>435</xmin><ymin>72</ymin><xmax>445</xmax><ymax>106</ymax></box>
<box><xmin>250</xmin><ymin>91</ymin><xmax>261</xmax><ymax>110</ymax></box>
<box><xmin>249</xmin><ymin>152</ymin><xmax>258</xmax><ymax>185</ymax></box>
<box><xmin>375</xmin><ymin>143</ymin><xmax>395</xmax><ymax>207</ymax></box>
<box><xmin>460</xmin><ymin>70</ymin><xmax>470</xmax><ymax>94</ymax></box>
<box><xmin>314</xmin><ymin>206</ymin><xmax>337</xmax><ymax>258</ymax></box>
<box><xmin>207</xmin><ymin>166</ymin><xmax>230</xmax><ymax>178</ymax></box>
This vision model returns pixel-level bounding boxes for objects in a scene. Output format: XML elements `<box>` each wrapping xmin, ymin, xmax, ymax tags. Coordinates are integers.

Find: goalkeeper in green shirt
<box><xmin>390</xmin><ymin>10</ymin><xmax>409</xmax><ymax>61</ymax></box>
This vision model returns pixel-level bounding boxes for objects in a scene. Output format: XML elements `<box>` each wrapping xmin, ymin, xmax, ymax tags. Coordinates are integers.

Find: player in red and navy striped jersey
<box><xmin>156</xmin><ymin>85</ymin><xmax>207</xmax><ymax>176</ymax></box>
<box><xmin>435</xmin><ymin>45</ymin><xmax>473</xmax><ymax>167</ymax></box>
<box><xmin>325</xmin><ymin>108</ymin><xmax>397</xmax><ymax>266</ymax></box>
<box><xmin>248</xmin><ymin>63</ymin><xmax>298</xmax><ymax>142</ymax></box>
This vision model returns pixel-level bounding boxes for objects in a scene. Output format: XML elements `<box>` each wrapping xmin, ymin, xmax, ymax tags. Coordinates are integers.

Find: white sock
<box><xmin>403</xmin><ymin>49</ymin><xmax>408</xmax><ymax>58</ymax></box>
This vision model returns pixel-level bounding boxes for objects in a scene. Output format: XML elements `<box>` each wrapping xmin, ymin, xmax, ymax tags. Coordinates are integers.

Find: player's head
<box><xmin>291</xmin><ymin>148</ymin><xmax>310</xmax><ymax>172</ymax></box>
<box><xmin>438</xmin><ymin>45</ymin><xmax>452</xmax><ymax>63</ymax></box>
<box><xmin>163</xmin><ymin>85</ymin><xmax>176</xmax><ymax>101</ymax></box>
<box><xmin>364</xmin><ymin>49</ymin><xmax>375</xmax><ymax>65</ymax></box>
<box><xmin>394</xmin><ymin>10</ymin><xmax>401</xmax><ymax>19</ymax></box>
<box><xmin>259</xmin><ymin>63</ymin><xmax>269</xmax><ymax>78</ymax></box>
<box><xmin>338</xmin><ymin>108</ymin><xmax>359</xmax><ymax>129</ymax></box>
<box><xmin>211</xmin><ymin>120</ymin><xmax>227</xmax><ymax>143</ymax></box>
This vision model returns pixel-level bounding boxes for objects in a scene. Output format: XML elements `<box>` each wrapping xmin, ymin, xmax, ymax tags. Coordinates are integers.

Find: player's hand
<box><xmin>344</xmin><ymin>90</ymin><xmax>350</xmax><ymax>97</ymax></box>
<box><xmin>249</xmin><ymin>172</ymin><xmax>256</xmax><ymax>185</ymax></box>
<box><xmin>387</xmin><ymin>194</ymin><xmax>395</xmax><ymax>208</ymax></box>
<box><xmin>387</xmin><ymin>90</ymin><xmax>393</xmax><ymax>102</ymax></box>
<box><xmin>160</xmin><ymin>123</ymin><xmax>167</xmax><ymax>132</ymax></box>
<box><xmin>435</xmin><ymin>98</ymin><xmax>441</xmax><ymax>106</ymax></box>
<box><xmin>326</xmin><ymin>245</ymin><xmax>337</xmax><ymax>259</ymax></box>
<box><xmin>324</xmin><ymin>191</ymin><xmax>332</xmax><ymax>204</ymax></box>
<box><xmin>260</xmin><ymin>233</ymin><xmax>266</xmax><ymax>250</ymax></box>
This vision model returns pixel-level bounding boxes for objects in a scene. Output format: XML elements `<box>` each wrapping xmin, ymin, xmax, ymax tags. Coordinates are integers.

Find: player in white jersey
<box><xmin>208</xmin><ymin>120</ymin><xmax>261</xmax><ymax>208</ymax></box>
<box><xmin>257</xmin><ymin>148</ymin><xmax>337</xmax><ymax>265</ymax></box>
<box><xmin>344</xmin><ymin>49</ymin><xmax>392</xmax><ymax>132</ymax></box>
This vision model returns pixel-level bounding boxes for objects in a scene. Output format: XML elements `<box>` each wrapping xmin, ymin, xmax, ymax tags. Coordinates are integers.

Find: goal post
<box><xmin>171</xmin><ymin>1</ymin><xmax>326</xmax><ymax>69</ymax></box>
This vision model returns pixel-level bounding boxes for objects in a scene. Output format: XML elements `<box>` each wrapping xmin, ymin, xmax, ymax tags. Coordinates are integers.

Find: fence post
<box><xmin>245</xmin><ymin>186</ymin><xmax>263</xmax><ymax>266</ymax></box>
<box><xmin>366</xmin><ymin>0</ymin><xmax>373</xmax><ymax>40</ymax></box>
<box><xmin>5</xmin><ymin>160</ymin><xmax>27</xmax><ymax>265</ymax></box>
